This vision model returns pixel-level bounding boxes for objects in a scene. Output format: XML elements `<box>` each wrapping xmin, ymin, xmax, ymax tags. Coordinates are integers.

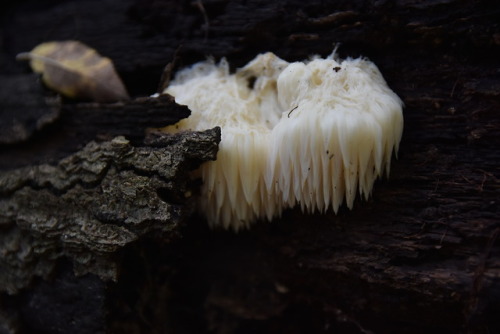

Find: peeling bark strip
<box><xmin>0</xmin><ymin>128</ymin><xmax>220</xmax><ymax>294</ymax></box>
<box><xmin>0</xmin><ymin>93</ymin><xmax>192</xmax><ymax>170</ymax></box>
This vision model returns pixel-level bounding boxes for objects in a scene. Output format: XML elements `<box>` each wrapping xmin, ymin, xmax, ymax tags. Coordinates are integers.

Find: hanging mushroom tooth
<box><xmin>202</xmin><ymin>162</ymin><xmax>216</xmax><ymax>196</ymax></box>
<box><xmin>276</xmin><ymin>208</ymin><xmax>283</xmax><ymax>219</ymax></box>
<box><xmin>337</xmin><ymin>115</ymin><xmax>350</xmax><ymax>166</ymax></box>
<box><xmin>301</xmin><ymin>179</ymin><xmax>312</xmax><ymax>212</ymax></box>
<box><xmin>279</xmin><ymin>170</ymin><xmax>292</xmax><ymax>204</ymax></box>
<box><xmin>258</xmin><ymin>185</ymin><xmax>268</xmax><ymax>220</ymax></box>
<box><xmin>299</xmin><ymin>193</ymin><xmax>309</xmax><ymax>213</ymax></box>
<box><xmin>356</xmin><ymin>118</ymin><xmax>376</xmax><ymax>198</ymax></box>
<box><xmin>390</xmin><ymin>103</ymin><xmax>404</xmax><ymax>157</ymax></box>
<box><xmin>382</xmin><ymin>130</ymin><xmax>395</xmax><ymax>178</ymax></box>
<box><xmin>224</xmin><ymin>139</ymin><xmax>242</xmax><ymax>208</ymax></box>
<box><xmin>313</xmin><ymin>162</ymin><xmax>326</xmax><ymax>213</ymax></box>
<box><xmin>239</xmin><ymin>134</ymin><xmax>261</xmax><ymax>205</ymax></box>
<box><xmin>298</xmin><ymin>117</ymin><xmax>313</xmax><ymax>186</ymax></box>
<box><xmin>321</xmin><ymin>147</ymin><xmax>331</xmax><ymax>212</ymax></box>
<box><xmin>247</xmin><ymin>182</ymin><xmax>260</xmax><ymax>218</ymax></box>
<box><xmin>370</xmin><ymin>115</ymin><xmax>384</xmax><ymax>178</ymax></box>
<box><xmin>264</xmin><ymin>153</ymin><xmax>279</xmax><ymax>194</ymax></box>
<box><xmin>360</xmin><ymin>135</ymin><xmax>378</xmax><ymax>201</ymax></box>
<box><xmin>307</xmin><ymin>117</ymin><xmax>322</xmax><ymax>206</ymax></box>
<box><xmin>264</xmin><ymin>194</ymin><xmax>276</xmax><ymax>221</ymax></box>
<box><xmin>330</xmin><ymin>131</ymin><xmax>345</xmax><ymax>213</ymax></box>
<box><xmin>237</xmin><ymin>199</ymin><xmax>249</xmax><ymax>227</ymax></box>
<box><xmin>370</xmin><ymin>102</ymin><xmax>397</xmax><ymax>178</ymax></box>
<box><xmin>278</xmin><ymin>119</ymin><xmax>301</xmax><ymax>203</ymax></box>
<box><xmin>393</xmin><ymin>107</ymin><xmax>404</xmax><ymax>156</ymax></box>
<box><xmin>214</xmin><ymin>169</ymin><xmax>226</xmax><ymax>213</ymax></box>
<box><xmin>282</xmin><ymin>170</ymin><xmax>296</xmax><ymax>208</ymax></box>
<box><xmin>339</xmin><ymin>118</ymin><xmax>360</xmax><ymax>209</ymax></box>
<box><xmin>256</xmin><ymin>191</ymin><xmax>268</xmax><ymax>219</ymax></box>
<box><xmin>318</xmin><ymin>123</ymin><xmax>331</xmax><ymax>212</ymax></box>
<box><xmin>241</xmin><ymin>217</ymin><xmax>252</xmax><ymax>231</ymax></box>
<box><xmin>356</xmin><ymin>144</ymin><xmax>368</xmax><ymax>198</ymax></box>
<box><xmin>264</xmin><ymin>158</ymin><xmax>274</xmax><ymax>193</ymax></box>
<box><xmin>275</xmin><ymin>129</ymin><xmax>294</xmax><ymax>204</ymax></box>
<box><xmin>345</xmin><ymin>154</ymin><xmax>359</xmax><ymax>209</ymax></box>
<box><xmin>292</xmin><ymin>166</ymin><xmax>303</xmax><ymax>203</ymax></box>
<box><xmin>300</xmin><ymin>142</ymin><xmax>312</xmax><ymax>191</ymax></box>
<box><xmin>384</xmin><ymin>155</ymin><xmax>393</xmax><ymax>178</ymax></box>
<box><xmin>220</xmin><ymin>202</ymin><xmax>232</xmax><ymax>230</ymax></box>
<box><xmin>365</xmin><ymin>162</ymin><xmax>376</xmax><ymax>199</ymax></box>
<box><xmin>237</xmin><ymin>189</ymin><xmax>250</xmax><ymax>223</ymax></box>
<box><xmin>320</xmin><ymin>117</ymin><xmax>336</xmax><ymax>210</ymax></box>
<box><xmin>277</xmin><ymin>158</ymin><xmax>290</xmax><ymax>203</ymax></box>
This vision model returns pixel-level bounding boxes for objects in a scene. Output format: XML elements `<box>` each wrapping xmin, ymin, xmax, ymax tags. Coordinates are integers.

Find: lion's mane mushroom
<box><xmin>163</xmin><ymin>52</ymin><xmax>403</xmax><ymax>230</ymax></box>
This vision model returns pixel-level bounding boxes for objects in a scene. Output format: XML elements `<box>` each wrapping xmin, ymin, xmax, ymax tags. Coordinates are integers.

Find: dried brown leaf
<box><xmin>16</xmin><ymin>41</ymin><xmax>129</xmax><ymax>102</ymax></box>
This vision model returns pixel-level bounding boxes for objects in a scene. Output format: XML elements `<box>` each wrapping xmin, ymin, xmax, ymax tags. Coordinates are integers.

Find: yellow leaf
<box><xmin>16</xmin><ymin>41</ymin><xmax>130</xmax><ymax>102</ymax></box>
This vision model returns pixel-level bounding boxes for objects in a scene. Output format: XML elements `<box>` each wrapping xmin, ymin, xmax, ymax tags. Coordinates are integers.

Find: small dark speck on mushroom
<box><xmin>247</xmin><ymin>75</ymin><xmax>257</xmax><ymax>89</ymax></box>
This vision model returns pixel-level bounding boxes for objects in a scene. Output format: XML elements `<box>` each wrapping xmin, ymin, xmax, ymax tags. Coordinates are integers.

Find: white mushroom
<box><xmin>163</xmin><ymin>51</ymin><xmax>403</xmax><ymax>230</ymax></box>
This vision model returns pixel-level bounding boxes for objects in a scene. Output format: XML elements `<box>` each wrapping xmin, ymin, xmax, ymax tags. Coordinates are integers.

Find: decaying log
<box><xmin>0</xmin><ymin>0</ymin><xmax>499</xmax><ymax>333</ymax></box>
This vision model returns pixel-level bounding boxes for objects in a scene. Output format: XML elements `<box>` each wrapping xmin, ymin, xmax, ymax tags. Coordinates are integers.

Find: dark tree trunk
<box><xmin>1</xmin><ymin>1</ymin><xmax>499</xmax><ymax>333</ymax></box>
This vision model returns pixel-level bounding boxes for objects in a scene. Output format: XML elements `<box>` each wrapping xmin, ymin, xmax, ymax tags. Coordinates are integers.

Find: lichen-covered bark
<box><xmin>0</xmin><ymin>128</ymin><xmax>220</xmax><ymax>294</ymax></box>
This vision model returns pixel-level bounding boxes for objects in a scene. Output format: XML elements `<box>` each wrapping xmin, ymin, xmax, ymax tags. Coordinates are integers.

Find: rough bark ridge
<box><xmin>0</xmin><ymin>0</ymin><xmax>499</xmax><ymax>333</ymax></box>
<box><xmin>0</xmin><ymin>127</ymin><xmax>220</xmax><ymax>294</ymax></box>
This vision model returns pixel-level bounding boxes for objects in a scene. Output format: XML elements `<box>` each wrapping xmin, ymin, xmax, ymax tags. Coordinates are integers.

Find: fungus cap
<box><xmin>163</xmin><ymin>52</ymin><xmax>403</xmax><ymax>230</ymax></box>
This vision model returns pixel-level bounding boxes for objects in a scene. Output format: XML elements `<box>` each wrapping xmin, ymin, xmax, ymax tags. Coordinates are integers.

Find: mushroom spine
<box><xmin>163</xmin><ymin>51</ymin><xmax>404</xmax><ymax>230</ymax></box>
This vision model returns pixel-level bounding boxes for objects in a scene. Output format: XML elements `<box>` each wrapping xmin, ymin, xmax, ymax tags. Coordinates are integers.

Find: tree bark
<box><xmin>0</xmin><ymin>0</ymin><xmax>499</xmax><ymax>333</ymax></box>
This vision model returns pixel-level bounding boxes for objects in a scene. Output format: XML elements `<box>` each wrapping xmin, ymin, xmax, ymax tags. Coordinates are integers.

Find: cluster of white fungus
<box><xmin>163</xmin><ymin>51</ymin><xmax>403</xmax><ymax>230</ymax></box>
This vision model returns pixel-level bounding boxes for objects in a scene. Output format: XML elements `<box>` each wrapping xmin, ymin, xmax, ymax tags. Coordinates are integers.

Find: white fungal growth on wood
<box><xmin>163</xmin><ymin>52</ymin><xmax>403</xmax><ymax>230</ymax></box>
